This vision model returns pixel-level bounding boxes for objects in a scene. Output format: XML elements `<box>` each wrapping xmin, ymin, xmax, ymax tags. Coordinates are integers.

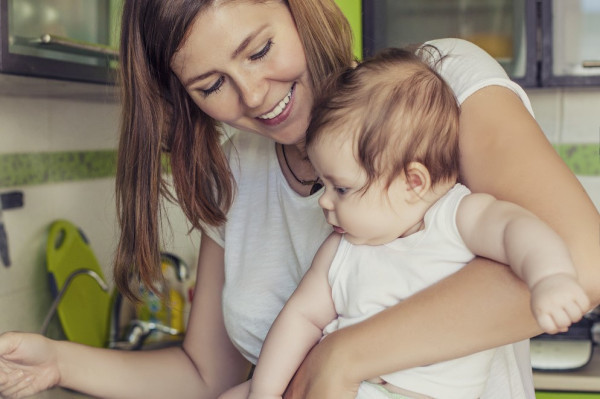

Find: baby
<box><xmin>223</xmin><ymin>46</ymin><xmax>589</xmax><ymax>399</ymax></box>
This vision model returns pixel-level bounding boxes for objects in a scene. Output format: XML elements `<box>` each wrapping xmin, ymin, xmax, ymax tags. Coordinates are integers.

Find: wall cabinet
<box><xmin>0</xmin><ymin>0</ymin><xmax>121</xmax><ymax>84</ymax></box>
<box><xmin>541</xmin><ymin>0</ymin><xmax>600</xmax><ymax>86</ymax></box>
<box><xmin>362</xmin><ymin>0</ymin><xmax>600</xmax><ymax>87</ymax></box>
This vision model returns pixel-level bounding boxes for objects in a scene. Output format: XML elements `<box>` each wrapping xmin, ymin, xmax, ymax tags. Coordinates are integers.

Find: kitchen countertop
<box><xmin>534</xmin><ymin>348</ymin><xmax>600</xmax><ymax>392</ymax></box>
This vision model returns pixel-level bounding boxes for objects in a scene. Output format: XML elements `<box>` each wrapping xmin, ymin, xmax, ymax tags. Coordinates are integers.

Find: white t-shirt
<box><xmin>203</xmin><ymin>38</ymin><xmax>535</xmax><ymax>398</ymax></box>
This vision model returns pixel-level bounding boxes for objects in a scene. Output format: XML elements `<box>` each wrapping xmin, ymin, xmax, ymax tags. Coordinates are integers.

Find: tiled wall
<box><xmin>528</xmin><ymin>86</ymin><xmax>600</xmax><ymax>211</ymax></box>
<box><xmin>0</xmin><ymin>74</ymin><xmax>598</xmax><ymax>339</ymax></box>
<box><xmin>0</xmin><ymin>74</ymin><xmax>200</xmax><ymax>335</ymax></box>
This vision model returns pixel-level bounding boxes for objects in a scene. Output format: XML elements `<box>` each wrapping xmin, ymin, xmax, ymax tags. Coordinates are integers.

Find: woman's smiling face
<box><xmin>170</xmin><ymin>1</ymin><xmax>313</xmax><ymax>145</ymax></box>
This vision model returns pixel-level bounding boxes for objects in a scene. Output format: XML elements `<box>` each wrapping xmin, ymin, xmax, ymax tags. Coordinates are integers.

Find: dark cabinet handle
<box><xmin>0</xmin><ymin>223</ymin><xmax>9</xmax><ymax>267</ymax></box>
<box><xmin>36</xmin><ymin>34</ymin><xmax>118</xmax><ymax>60</ymax></box>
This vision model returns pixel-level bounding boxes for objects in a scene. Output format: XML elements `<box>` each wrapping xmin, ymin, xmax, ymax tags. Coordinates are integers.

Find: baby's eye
<box><xmin>201</xmin><ymin>76</ymin><xmax>225</xmax><ymax>97</ymax></box>
<box><xmin>334</xmin><ymin>187</ymin><xmax>348</xmax><ymax>195</ymax></box>
<box><xmin>250</xmin><ymin>39</ymin><xmax>273</xmax><ymax>61</ymax></box>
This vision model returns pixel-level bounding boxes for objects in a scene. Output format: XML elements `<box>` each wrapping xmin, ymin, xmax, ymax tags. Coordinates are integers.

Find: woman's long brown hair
<box><xmin>115</xmin><ymin>0</ymin><xmax>353</xmax><ymax>300</ymax></box>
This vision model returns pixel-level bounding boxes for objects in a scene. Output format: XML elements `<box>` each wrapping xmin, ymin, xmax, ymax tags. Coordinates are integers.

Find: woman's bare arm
<box><xmin>458</xmin><ymin>86</ymin><xmax>600</xmax><ymax>304</ymax></box>
<box><xmin>60</xmin><ymin>235</ymin><xmax>250</xmax><ymax>399</ymax></box>
<box><xmin>284</xmin><ymin>85</ymin><xmax>600</xmax><ymax>398</ymax></box>
<box><xmin>0</xmin><ymin>235</ymin><xmax>249</xmax><ymax>399</ymax></box>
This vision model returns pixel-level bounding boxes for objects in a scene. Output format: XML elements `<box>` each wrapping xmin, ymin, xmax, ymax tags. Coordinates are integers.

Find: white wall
<box><xmin>0</xmin><ymin>75</ymin><xmax>200</xmax><ymax>335</ymax></box>
<box><xmin>527</xmin><ymin>86</ymin><xmax>600</xmax><ymax>211</ymax></box>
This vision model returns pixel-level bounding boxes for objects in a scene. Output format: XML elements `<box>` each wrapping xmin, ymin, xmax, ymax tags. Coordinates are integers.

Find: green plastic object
<box><xmin>536</xmin><ymin>392</ymin><xmax>600</xmax><ymax>398</ymax></box>
<box><xmin>46</xmin><ymin>220</ymin><xmax>111</xmax><ymax>348</ymax></box>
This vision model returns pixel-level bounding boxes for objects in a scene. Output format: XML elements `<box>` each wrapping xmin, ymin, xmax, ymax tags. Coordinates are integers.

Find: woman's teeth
<box><xmin>258</xmin><ymin>87</ymin><xmax>292</xmax><ymax>120</ymax></box>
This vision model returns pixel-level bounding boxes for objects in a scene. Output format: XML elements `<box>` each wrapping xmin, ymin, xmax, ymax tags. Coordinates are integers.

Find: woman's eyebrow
<box><xmin>231</xmin><ymin>36</ymin><xmax>253</xmax><ymax>59</ymax></box>
<box><xmin>231</xmin><ymin>24</ymin><xmax>267</xmax><ymax>59</ymax></box>
<box><xmin>183</xmin><ymin>25</ymin><xmax>269</xmax><ymax>88</ymax></box>
<box><xmin>185</xmin><ymin>71</ymin><xmax>214</xmax><ymax>88</ymax></box>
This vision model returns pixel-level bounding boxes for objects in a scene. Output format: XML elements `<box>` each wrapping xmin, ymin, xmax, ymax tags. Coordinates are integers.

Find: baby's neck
<box><xmin>426</xmin><ymin>179</ymin><xmax>458</xmax><ymax>204</ymax></box>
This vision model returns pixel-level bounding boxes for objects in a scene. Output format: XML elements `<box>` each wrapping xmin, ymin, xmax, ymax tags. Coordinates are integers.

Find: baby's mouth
<box><xmin>257</xmin><ymin>83</ymin><xmax>295</xmax><ymax>120</ymax></box>
<box><xmin>332</xmin><ymin>225</ymin><xmax>346</xmax><ymax>234</ymax></box>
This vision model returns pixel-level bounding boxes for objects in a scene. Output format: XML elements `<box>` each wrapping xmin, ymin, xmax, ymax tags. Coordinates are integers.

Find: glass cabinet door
<box><xmin>362</xmin><ymin>0</ymin><xmax>537</xmax><ymax>87</ymax></box>
<box><xmin>541</xmin><ymin>0</ymin><xmax>600</xmax><ymax>85</ymax></box>
<box><xmin>0</xmin><ymin>0</ymin><xmax>121</xmax><ymax>84</ymax></box>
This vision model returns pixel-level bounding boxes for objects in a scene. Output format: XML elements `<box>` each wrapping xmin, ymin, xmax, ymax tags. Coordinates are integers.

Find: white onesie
<box><xmin>324</xmin><ymin>184</ymin><xmax>493</xmax><ymax>399</ymax></box>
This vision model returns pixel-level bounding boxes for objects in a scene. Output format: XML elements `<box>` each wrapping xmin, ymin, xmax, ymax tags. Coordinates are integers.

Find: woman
<box><xmin>0</xmin><ymin>1</ymin><xmax>598</xmax><ymax>398</ymax></box>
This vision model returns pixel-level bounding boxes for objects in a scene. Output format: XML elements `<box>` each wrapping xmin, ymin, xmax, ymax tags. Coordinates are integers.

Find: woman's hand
<box><xmin>283</xmin><ymin>334</ymin><xmax>359</xmax><ymax>399</ymax></box>
<box><xmin>0</xmin><ymin>332</ymin><xmax>60</xmax><ymax>399</ymax></box>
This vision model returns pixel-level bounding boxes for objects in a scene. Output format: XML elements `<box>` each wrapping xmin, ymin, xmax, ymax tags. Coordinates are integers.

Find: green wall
<box><xmin>335</xmin><ymin>0</ymin><xmax>363</xmax><ymax>59</ymax></box>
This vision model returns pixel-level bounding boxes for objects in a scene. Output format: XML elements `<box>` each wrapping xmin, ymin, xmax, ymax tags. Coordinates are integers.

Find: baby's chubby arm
<box><xmin>456</xmin><ymin>193</ymin><xmax>590</xmax><ymax>334</ymax></box>
<box><xmin>248</xmin><ymin>233</ymin><xmax>340</xmax><ymax>399</ymax></box>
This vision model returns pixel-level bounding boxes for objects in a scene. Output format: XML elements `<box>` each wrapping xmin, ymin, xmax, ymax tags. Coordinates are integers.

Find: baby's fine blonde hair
<box><xmin>307</xmin><ymin>46</ymin><xmax>460</xmax><ymax>191</ymax></box>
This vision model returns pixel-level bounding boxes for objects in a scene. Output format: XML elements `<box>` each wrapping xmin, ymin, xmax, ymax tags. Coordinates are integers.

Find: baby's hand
<box><xmin>530</xmin><ymin>274</ymin><xmax>590</xmax><ymax>334</ymax></box>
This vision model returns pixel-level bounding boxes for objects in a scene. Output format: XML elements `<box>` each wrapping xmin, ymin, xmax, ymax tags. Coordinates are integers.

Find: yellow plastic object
<box><xmin>168</xmin><ymin>288</ymin><xmax>185</xmax><ymax>332</ymax></box>
<box><xmin>135</xmin><ymin>258</ymin><xmax>186</xmax><ymax>334</ymax></box>
<box><xmin>46</xmin><ymin>220</ymin><xmax>111</xmax><ymax>348</ymax></box>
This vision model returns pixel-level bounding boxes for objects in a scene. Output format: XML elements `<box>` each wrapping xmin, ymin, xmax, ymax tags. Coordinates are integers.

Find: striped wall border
<box><xmin>0</xmin><ymin>150</ymin><xmax>117</xmax><ymax>187</ymax></box>
<box><xmin>0</xmin><ymin>144</ymin><xmax>598</xmax><ymax>188</ymax></box>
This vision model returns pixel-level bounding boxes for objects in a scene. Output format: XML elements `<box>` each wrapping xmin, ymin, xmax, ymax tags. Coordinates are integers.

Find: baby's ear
<box><xmin>405</xmin><ymin>162</ymin><xmax>431</xmax><ymax>200</ymax></box>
